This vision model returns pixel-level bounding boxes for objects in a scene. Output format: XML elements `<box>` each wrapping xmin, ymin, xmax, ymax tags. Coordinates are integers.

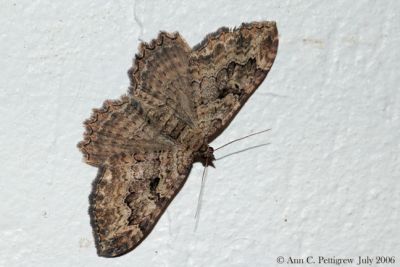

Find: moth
<box><xmin>78</xmin><ymin>21</ymin><xmax>278</xmax><ymax>257</ymax></box>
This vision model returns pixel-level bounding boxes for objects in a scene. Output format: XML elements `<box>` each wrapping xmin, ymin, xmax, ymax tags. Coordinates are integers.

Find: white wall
<box><xmin>1</xmin><ymin>1</ymin><xmax>399</xmax><ymax>266</ymax></box>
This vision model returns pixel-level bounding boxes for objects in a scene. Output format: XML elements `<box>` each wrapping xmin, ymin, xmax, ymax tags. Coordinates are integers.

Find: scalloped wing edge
<box><xmin>192</xmin><ymin>21</ymin><xmax>277</xmax><ymax>51</ymax></box>
<box><xmin>77</xmin><ymin>95</ymin><xmax>130</xmax><ymax>166</ymax></box>
<box><xmin>127</xmin><ymin>31</ymin><xmax>180</xmax><ymax>95</ymax></box>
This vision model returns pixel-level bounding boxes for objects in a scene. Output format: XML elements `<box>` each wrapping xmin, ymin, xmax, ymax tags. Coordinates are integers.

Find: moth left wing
<box><xmin>77</xmin><ymin>95</ymin><xmax>178</xmax><ymax>167</ymax></box>
<box><xmin>189</xmin><ymin>21</ymin><xmax>279</xmax><ymax>141</ymax></box>
<box><xmin>90</xmin><ymin>148</ymin><xmax>193</xmax><ymax>257</ymax></box>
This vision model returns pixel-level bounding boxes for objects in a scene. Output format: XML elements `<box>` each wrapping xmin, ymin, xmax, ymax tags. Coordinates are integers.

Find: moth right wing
<box><xmin>188</xmin><ymin>21</ymin><xmax>279</xmax><ymax>142</ymax></box>
<box><xmin>89</xmin><ymin>148</ymin><xmax>193</xmax><ymax>257</ymax></box>
<box><xmin>128</xmin><ymin>32</ymin><xmax>197</xmax><ymax>132</ymax></box>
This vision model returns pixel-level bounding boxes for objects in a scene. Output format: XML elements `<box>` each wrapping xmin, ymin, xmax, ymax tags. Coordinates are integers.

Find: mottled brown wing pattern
<box><xmin>128</xmin><ymin>32</ymin><xmax>197</xmax><ymax>144</ymax></box>
<box><xmin>189</xmin><ymin>21</ymin><xmax>278</xmax><ymax>141</ymax></box>
<box><xmin>90</xmin><ymin>148</ymin><xmax>193</xmax><ymax>257</ymax></box>
<box><xmin>77</xmin><ymin>95</ymin><xmax>175</xmax><ymax>167</ymax></box>
<box><xmin>78</xmin><ymin>21</ymin><xmax>279</xmax><ymax>257</ymax></box>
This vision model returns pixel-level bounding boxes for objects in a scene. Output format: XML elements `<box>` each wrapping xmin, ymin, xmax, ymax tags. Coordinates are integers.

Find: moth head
<box><xmin>195</xmin><ymin>144</ymin><xmax>216</xmax><ymax>168</ymax></box>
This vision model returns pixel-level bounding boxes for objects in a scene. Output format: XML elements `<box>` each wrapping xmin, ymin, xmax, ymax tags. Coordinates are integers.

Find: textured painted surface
<box><xmin>0</xmin><ymin>1</ymin><xmax>399</xmax><ymax>266</ymax></box>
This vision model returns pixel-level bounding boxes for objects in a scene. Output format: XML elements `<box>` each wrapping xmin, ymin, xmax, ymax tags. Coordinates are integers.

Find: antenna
<box><xmin>214</xmin><ymin>128</ymin><xmax>271</xmax><ymax>151</ymax></box>
<box><xmin>194</xmin><ymin>157</ymin><xmax>209</xmax><ymax>231</ymax></box>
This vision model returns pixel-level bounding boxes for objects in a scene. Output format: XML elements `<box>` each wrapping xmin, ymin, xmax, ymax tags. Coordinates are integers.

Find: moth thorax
<box><xmin>195</xmin><ymin>144</ymin><xmax>215</xmax><ymax>167</ymax></box>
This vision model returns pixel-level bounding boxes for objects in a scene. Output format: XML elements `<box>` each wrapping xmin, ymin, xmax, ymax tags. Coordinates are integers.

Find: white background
<box><xmin>1</xmin><ymin>1</ymin><xmax>399</xmax><ymax>266</ymax></box>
